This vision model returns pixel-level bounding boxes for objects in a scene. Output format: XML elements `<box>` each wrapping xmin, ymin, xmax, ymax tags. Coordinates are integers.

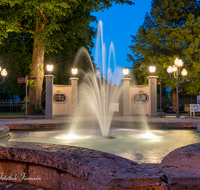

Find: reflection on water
<box><xmin>6</xmin><ymin>128</ymin><xmax>200</xmax><ymax>164</ymax></box>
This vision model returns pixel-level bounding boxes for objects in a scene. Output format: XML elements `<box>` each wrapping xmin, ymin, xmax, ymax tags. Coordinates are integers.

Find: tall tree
<box><xmin>128</xmin><ymin>0</ymin><xmax>200</xmax><ymax>95</ymax></box>
<box><xmin>0</xmin><ymin>0</ymin><xmax>134</xmax><ymax>102</ymax></box>
<box><xmin>0</xmin><ymin>32</ymin><xmax>32</xmax><ymax>99</ymax></box>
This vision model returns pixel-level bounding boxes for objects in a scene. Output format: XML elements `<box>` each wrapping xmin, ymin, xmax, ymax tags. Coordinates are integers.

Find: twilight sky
<box><xmin>91</xmin><ymin>0</ymin><xmax>152</xmax><ymax>74</ymax></box>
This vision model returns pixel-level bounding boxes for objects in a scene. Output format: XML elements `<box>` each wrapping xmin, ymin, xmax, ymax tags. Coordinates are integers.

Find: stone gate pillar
<box><xmin>70</xmin><ymin>77</ymin><xmax>79</xmax><ymax>113</ymax></box>
<box><xmin>45</xmin><ymin>75</ymin><xmax>54</xmax><ymax>119</ymax></box>
<box><xmin>122</xmin><ymin>77</ymin><xmax>131</xmax><ymax>116</ymax></box>
<box><xmin>147</xmin><ymin>76</ymin><xmax>158</xmax><ymax>117</ymax></box>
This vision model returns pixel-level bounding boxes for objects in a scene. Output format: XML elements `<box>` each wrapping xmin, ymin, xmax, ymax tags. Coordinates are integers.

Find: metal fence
<box><xmin>159</xmin><ymin>96</ymin><xmax>197</xmax><ymax>114</ymax></box>
<box><xmin>0</xmin><ymin>95</ymin><xmax>45</xmax><ymax>115</ymax></box>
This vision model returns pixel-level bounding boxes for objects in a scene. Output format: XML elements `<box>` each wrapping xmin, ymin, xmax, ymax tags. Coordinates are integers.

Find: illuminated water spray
<box><xmin>64</xmin><ymin>20</ymin><xmax>123</xmax><ymax>138</ymax></box>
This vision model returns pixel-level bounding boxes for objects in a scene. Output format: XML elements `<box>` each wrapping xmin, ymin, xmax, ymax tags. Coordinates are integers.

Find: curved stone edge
<box><xmin>0</xmin><ymin>141</ymin><xmax>200</xmax><ymax>189</ymax></box>
<box><xmin>0</xmin><ymin>141</ymin><xmax>169</xmax><ymax>190</ymax></box>
<box><xmin>0</xmin><ymin>124</ymin><xmax>10</xmax><ymax>139</ymax></box>
<box><xmin>158</xmin><ymin>143</ymin><xmax>200</xmax><ymax>189</ymax></box>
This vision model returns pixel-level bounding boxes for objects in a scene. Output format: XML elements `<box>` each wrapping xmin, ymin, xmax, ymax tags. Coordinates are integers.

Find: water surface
<box><xmin>6</xmin><ymin>128</ymin><xmax>200</xmax><ymax>163</ymax></box>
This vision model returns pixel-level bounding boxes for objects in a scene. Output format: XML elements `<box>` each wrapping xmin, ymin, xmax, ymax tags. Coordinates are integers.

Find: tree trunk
<box><xmin>28</xmin><ymin>20</ymin><xmax>45</xmax><ymax>111</ymax></box>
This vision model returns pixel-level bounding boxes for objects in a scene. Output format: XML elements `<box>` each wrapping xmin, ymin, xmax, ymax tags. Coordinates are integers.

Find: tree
<box><xmin>0</xmin><ymin>32</ymin><xmax>33</xmax><ymax>99</ymax></box>
<box><xmin>128</xmin><ymin>0</ymin><xmax>200</xmax><ymax>95</ymax></box>
<box><xmin>0</xmin><ymin>0</ymin><xmax>134</xmax><ymax>103</ymax></box>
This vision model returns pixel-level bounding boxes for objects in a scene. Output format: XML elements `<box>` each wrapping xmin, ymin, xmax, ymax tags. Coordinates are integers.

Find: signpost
<box><xmin>17</xmin><ymin>77</ymin><xmax>26</xmax><ymax>83</ymax></box>
<box><xmin>17</xmin><ymin>76</ymin><xmax>36</xmax><ymax>120</ymax></box>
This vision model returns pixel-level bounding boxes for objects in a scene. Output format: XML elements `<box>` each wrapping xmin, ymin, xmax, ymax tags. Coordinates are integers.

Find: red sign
<box><xmin>17</xmin><ymin>77</ymin><xmax>26</xmax><ymax>83</ymax></box>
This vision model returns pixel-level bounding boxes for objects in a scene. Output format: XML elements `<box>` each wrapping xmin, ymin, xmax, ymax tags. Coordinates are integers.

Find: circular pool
<box><xmin>6</xmin><ymin>127</ymin><xmax>200</xmax><ymax>163</ymax></box>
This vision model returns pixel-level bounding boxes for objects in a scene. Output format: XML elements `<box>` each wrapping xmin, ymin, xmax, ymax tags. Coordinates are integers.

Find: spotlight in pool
<box><xmin>55</xmin><ymin>134</ymin><xmax>90</xmax><ymax>140</ymax></box>
<box><xmin>137</xmin><ymin>131</ymin><xmax>163</xmax><ymax>140</ymax></box>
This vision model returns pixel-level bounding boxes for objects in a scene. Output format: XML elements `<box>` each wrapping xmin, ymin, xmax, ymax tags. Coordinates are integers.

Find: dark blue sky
<box><xmin>91</xmin><ymin>0</ymin><xmax>152</xmax><ymax>73</ymax></box>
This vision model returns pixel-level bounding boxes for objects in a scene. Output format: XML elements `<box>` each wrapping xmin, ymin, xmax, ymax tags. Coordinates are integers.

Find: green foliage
<box><xmin>21</xmin><ymin>97</ymin><xmax>44</xmax><ymax>114</ymax></box>
<box><xmin>0</xmin><ymin>32</ymin><xmax>32</xmax><ymax>98</ymax></box>
<box><xmin>33</xmin><ymin>104</ymin><xmax>44</xmax><ymax>114</ymax></box>
<box><xmin>21</xmin><ymin>97</ymin><xmax>30</xmax><ymax>112</ymax></box>
<box><xmin>128</xmin><ymin>0</ymin><xmax>200</xmax><ymax>95</ymax></box>
<box><xmin>29</xmin><ymin>79</ymin><xmax>35</xmax><ymax>88</ymax></box>
<box><xmin>0</xmin><ymin>0</ymin><xmax>134</xmax><ymax>98</ymax></box>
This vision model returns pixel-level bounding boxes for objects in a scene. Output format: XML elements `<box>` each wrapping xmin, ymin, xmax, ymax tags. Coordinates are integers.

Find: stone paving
<box><xmin>0</xmin><ymin>114</ymin><xmax>200</xmax><ymax>129</ymax></box>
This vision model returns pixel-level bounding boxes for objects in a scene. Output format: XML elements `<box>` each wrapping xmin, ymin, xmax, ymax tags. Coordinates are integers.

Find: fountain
<box><xmin>67</xmin><ymin>20</ymin><xmax>123</xmax><ymax>137</ymax></box>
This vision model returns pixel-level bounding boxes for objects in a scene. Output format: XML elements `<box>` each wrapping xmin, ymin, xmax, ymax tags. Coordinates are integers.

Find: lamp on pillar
<box><xmin>122</xmin><ymin>67</ymin><xmax>131</xmax><ymax>116</ymax></box>
<box><xmin>47</xmin><ymin>64</ymin><xmax>53</xmax><ymax>74</ymax></box>
<box><xmin>45</xmin><ymin>64</ymin><xmax>54</xmax><ymax>119</ymax></box>
<box><xmin>70</xmin><ymin>67</ymin><xmax>79</xmax><ymax>113</ymax></box>
<box><xmin>149</xmin><ymin>65</ymin><xmax>156</xmax><ymax>74</ymax></box>
<box><xmin>147</xmin><ymin>65</ymin><xmax>158</xmax><ymax>117</ymax></box>
<box><xmin>149</xmin><ymin>64</ymin><xmax>162</xmax><ymax>118</ymax></box>
<box><xmin>167</xmin><ymin>58</ymin><xmax>187</xmax><ymax>118</ymax></box>
<box><xmin>72</xmin><ymin>67</ymin><xmax>78</xmax><ymax>77</ymax></box>
<box><xmin>123</xmin><ymin>67</ymin><xmax>129</xmax><ymax>78</ymax></box>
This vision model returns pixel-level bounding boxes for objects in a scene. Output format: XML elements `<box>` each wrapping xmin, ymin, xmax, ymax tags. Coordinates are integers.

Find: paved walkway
<box><xmin>0</xmin><ymin>114</ymin><xmax>200</xmax><ymax>127</ymax></box>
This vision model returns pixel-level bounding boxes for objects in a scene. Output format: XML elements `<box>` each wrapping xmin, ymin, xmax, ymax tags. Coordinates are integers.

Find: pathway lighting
<box><xmin>167</xmin><ymin>58</ymin><xmax>187</xmax><ymax>117</ymax></box>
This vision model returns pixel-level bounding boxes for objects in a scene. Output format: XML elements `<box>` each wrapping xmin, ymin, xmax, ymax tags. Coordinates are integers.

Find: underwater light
<box><xmin>139</xmin><ymin>131</ymin><xmax>163</xmax><ymax>139</ymax></box>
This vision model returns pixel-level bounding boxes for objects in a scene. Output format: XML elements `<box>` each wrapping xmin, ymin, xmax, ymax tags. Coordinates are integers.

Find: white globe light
<box><xmin>167</xmin><ymin>66</ymin><xmax>173</xmax><ymax>73</ymax></box>
<box><xmin>174</xmin><ymin>58</ymin><xmax>183</xmax><ymax>67</ymax></box>
<box><xmin>181</xmin><ymin>69</ymin><xmax>187</xmax><ymax>76</ymax></box>
<box><xmin>72</xmin><ymin>68</ymin><xmax>78</xmax><ymax>75</ymax></box>
<box><xmin>1</xmin><ymin>69</ymin><xmax>7</xmax><ymax>77</ymax></box>
<box><xmin>149</xmin><ymin>66</ymin><xmax>156</xmax><ymax>73</ymax></box>
<box><xmin>123</xmin><ymin>67</ymin><xmax>129</xmax><ymax>76</ymax></box>
<box><xmin>47</xmin><ymin>64</ymin><xmax>53</xmax><ymax>72</ymax></box>
<box><xmin>172</xmin><ymin>65</ymin><xmax>177</xmax><ymax>72</ymax></box>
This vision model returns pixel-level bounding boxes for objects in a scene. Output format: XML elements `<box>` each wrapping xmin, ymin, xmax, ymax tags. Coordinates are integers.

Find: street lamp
<box><xmin>167</xmin><ymin>58</ymin><xmax>187</xmax><ymax>117</ymax></box>
<box><xmin>0</xmin><ymin>67</ymin><xmax>8</xmax><ymax>84</ymax></box>
<box><xmin>47</xmin><ymin>64</ymin><xmax>53</xmax><ymax>74</ymax></box>
<box><xmin>71</xmin><ymin>67</ymin><xmax>78</xmax><ymax>77</ymax></box>
<box><xmin>123</xmin><ymin>67</ymin><xmax>129</xmax><ymax>77</ymax></box>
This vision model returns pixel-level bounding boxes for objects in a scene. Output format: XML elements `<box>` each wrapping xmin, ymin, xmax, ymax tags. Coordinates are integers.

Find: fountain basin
<box><xmin>0</xmin><ymin>141</ymin><xmax>200</xmax><ymax>189</ymax></box>
<box><xmin>1</xmin><ymin>121</ymin><xmax>200</xmax><ymax>189</ymax></box>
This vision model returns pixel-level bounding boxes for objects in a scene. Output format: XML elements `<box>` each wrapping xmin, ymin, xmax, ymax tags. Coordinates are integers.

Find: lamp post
<box><xmin>167</xmin><ymin>58</ymin><xmax>187</xmax><ymax>118</ymax></box>
<box><xmin>0</xmin><ymin>67</ymin><xmax>8</xmax><ymax>84</ymax></box>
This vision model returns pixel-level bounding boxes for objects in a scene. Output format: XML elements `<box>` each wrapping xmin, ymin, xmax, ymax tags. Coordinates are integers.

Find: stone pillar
<box><xmin>70</xmin><ymin>77</ymin><xmax>79</xmax><ymax>113</ymax></box>
<box><xmin>147</xmin><ymin>76</ymin><xmax>158</xmax><ymax>117</ymax></box>
<box><xmin>45</xmin><ymin>75</ymin><xmax>54</xmax><ymax>119</ymax></box>
<box><xmin>122</xmin><ymin>77</ymin><xmax>131</xmax><ymax>116</ymax></box>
